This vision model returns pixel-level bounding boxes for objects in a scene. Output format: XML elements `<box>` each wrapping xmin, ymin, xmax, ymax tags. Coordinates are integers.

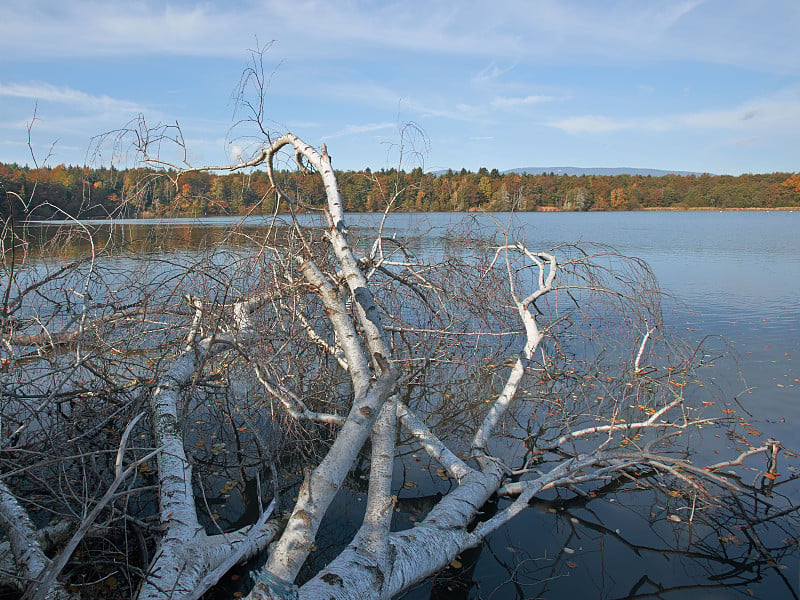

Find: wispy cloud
<box><xmin>472</xmin><ymin>63</ymin><xmax>518</xmax><ymax>85</ymax></box>
<box><xmin>677</xmin><ymin>98</ymin><xmax>800</xmax><ymax>131</ymax></box>
<box><xmin>1</xmin><ymin>0</ymin><xmax>798</xmax><ymax>173</ymax></box>
<box><xmin>321</xmin><ymin>122</ymin><xmax>395</xmax><ymax>141</ymax></box>
<box><xmin>0</xmin><ymin>1</ymin><xmax>241</xmax><ymax>58</ymax></box>
<box><xmin>0</xmin><ymin>82</ymin><xmax>146</xmax><ymax>115</ymax></box>
<box><xmin>310</xmin><ymin>79</ymin><xmax>479</xmax><ymax>123</ymax></box>
<box><xmin>2</xmin><ymin>0</ymin><xmax>798</xmax><ymax>72</ymax></box>
<box><xmin>549</xmin><ymin>95</ymin><xmax>800</xmax><ymax>135</ymax></box>
<box><xmin>491</xmin><ymin>95</ymin><xmax>557</xmax><ymax>108</ymax></box>
<box><xmin>0</xmin><ymin>81</ymin><xmax>161</xmax><ymax>164</ymax></box>
<box><xmin>315</xmin><ymin>81</ymin><xmax>404</xmax><ymax>111</ymax></box>
<box><xmin>548</xmin><ymin>115</ymin><xmax>632</xmax><ymax>134</ymax></box>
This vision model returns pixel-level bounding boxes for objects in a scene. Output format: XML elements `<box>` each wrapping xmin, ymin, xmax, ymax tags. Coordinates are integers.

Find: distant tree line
<box><xmin>1</xmin><ymin>161</ymin><xmax>798</xmax><ymax>219</ymax></box>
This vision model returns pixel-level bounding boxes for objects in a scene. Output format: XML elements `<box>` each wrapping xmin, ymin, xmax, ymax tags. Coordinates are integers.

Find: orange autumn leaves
<box><xmin>782</xmin><ymin>173</ymin><xmax>800</xmax><ymax>194</ymax></box>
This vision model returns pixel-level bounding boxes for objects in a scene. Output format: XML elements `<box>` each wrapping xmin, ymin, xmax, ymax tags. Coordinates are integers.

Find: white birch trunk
<box><xmin>0</xmin><ymin>481</ymin><xmax>75</xmax><ymax>599</ymax></box>
<box><xmin>262</xmin><ymin>370</ymin><xmax>397</xmax><ymax>582</ymax></box>
<box><xmin>298</xmin><ymin>463</ymin><xmax>504</xmax><ymax>599</ymax></box>
<box><xmin>139</xmin><ymin>311</ymin><xmax>280</xmax><ymax>599</ymax></box>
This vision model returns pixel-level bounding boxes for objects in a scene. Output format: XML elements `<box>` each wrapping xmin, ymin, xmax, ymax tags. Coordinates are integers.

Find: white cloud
<box><xmin>677</xmin><ymin>99</ymin><xmax>800</xmax><ymax>132</ymax></box>
<box><xmin>321</xmin><ymin>122</ymin><xmax>395</xmax><ymax>140</ymax></box>
<box><xmin>1</xmin><ymin>0</ymin><xmax>797</xmax><ymax>73</ymax></box>
<box><xmin>314</xmin><ymin>79</ymin><xmax>494</xmax><ymax>125</ymax></box>
<box><xmin>548</xmin><ymin>115</ymin><xmax>631</xmax><ymax>134</ymax></box>
<box><xmin>2</xmin><ymin>0</ymin><xmax>798</xmax><ymax>173</ymax></box>
<box><xmin>491</xmin><ymin>95</ymin><xmax>557</xmax><ymax>108</ymax></box>
<box><xmin>0</xmin><ymin>1</ymin><xmax>241</xmax><ymax>59</ymax></box>
<box><xmin>549</xmin><ymin>94</ymin><xmax>800</xmax><ymax>136</ymax></box>
<box><xmin>0</xmin><ymin>81</ymin><xmax>168</xmax><ymax>165</ymax></box>
<box><xmin>0</xmin><ymin>82</ymin><xmax>146</xmax><ymax>115</ymax></box>
<box><xmin>472</xmin><ymin>63</ymin><xmax>518</xmax><ymax>85</ymax></box>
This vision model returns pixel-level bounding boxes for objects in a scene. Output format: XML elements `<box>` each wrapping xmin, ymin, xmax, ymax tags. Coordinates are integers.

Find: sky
<box><xmin>0</xmin><ymin>0</ymin><xmax>798</xmax><ymax>175</ymax></box>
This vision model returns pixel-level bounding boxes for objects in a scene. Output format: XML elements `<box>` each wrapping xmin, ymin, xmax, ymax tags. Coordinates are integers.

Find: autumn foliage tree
<box><xmin>782</xmin><ymin>173</ymin><xmax>800</xmax><ymax>194</ymax></box>
<box><xmin>3</xmin><ymin>161</ymin><xmax>799</xmax><ymax>220</ymax></box>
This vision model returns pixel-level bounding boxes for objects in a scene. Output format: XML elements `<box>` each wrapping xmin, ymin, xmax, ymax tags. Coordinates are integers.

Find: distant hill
<box><xmin>503</xmin><ymin>167</ymin><xmax>709</xmax><ymax>177</ymax></box>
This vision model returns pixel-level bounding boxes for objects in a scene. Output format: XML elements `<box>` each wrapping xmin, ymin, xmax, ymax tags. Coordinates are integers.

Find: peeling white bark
<box><xmin>356</xmin><ymin>394</ymin><xmax>397</xmax><ymax>560</ymax></box>
<box><xmin>397</xmin><ymin>402</ymin><xmax>473</xmax><ymax>481</ymax></box>
<box><xmin>0</xmin><ymin>521</ymin><xmax>73</xmax><ymax>591</ymax></box>
<box><xmin>139</xmin><ymin>303</ymin><xmax>280</xmax><ymax>600</ymax></box>
<box><xmin>299</xmin><ymin>464</ymin><xmax>504</xmax><ymax>600</ymax></box>
<box><xmin>262</xmin><ymin>370</ymin><xmax>397</xmax><ymax>582</ymax></box>
<box><xmin>0</xmin><ymin>480</ymin><xmax>74</xmax><ymax>599</ymax></box>
<box><xmin>251</xmin><ymin>134</ymin><xmax>400</xmax><ymax>590</ymax></box>
<box><xmin>634</xmin><ymin>324</ymin><xmax>656</xmax><ymax>374</ymax></box>
<box><xmin>473</xmin><ymin>247</ymin><xmax>555</xmax><ymax>455</ymax></box>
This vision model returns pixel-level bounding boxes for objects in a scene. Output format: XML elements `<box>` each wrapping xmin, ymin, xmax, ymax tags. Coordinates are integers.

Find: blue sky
<box><xmin>1</xmin><ymin>0</ymin><xmax>798</xmax><ymax>174</ymax></box>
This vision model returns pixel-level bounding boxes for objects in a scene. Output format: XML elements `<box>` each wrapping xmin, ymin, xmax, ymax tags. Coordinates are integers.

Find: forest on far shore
<box><xmin>2</xmin><ymin>161</ymin><xmax>800</xmax><ymax>219</ymax></box>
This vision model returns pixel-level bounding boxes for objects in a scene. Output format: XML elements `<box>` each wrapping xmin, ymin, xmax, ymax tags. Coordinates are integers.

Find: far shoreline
<box><xmin>637</xmin><ymin>206</ymin><xmax>798</xmax><ymax>211</ymax></box>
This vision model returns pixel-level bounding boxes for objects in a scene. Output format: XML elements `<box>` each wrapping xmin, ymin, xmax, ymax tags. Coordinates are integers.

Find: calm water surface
<box><xmin>361</xmin><ymin>211</ymin><xmax>800</xmax><ymax>599</ymax></box>
<box><xmin>25</xmin><ymin>211</ymin><xmax>800</xmax><ymax>598</ymax></box>
<box><xmin>350</xmin><ymin>211</ymin><xmax>800</xmax><ymax>439</ymax></box>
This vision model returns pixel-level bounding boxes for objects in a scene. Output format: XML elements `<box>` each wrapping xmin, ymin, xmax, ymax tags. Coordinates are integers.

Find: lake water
<box><xmin>353</xmin><ymin>211</ymin><xmax>800</xmax><ymax>599</ymax></box>
<box><xmin>345</xmin><ymin>211</ymin><xmax>800</xmax><ymax>438</ymax></box>
<box><xmin>20</xmin><ymin>211</ymin><xmax>800</xmax><ymax>598</ymax></box>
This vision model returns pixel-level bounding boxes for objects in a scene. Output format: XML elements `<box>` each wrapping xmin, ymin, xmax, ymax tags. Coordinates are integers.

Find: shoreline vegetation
<box><xmin>641</xmin><ymin>205</ymin><xmax>799</xmax><ymax>211</ymax></box>
<box><xmin>2</xmin><ymin>162</ymin><xmax>799</xmax><ymax>219</ymax></box>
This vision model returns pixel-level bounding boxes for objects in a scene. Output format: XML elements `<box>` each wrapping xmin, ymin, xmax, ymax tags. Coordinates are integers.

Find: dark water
<box><xmin>20</xmin><ymin>211</ymin><xmax>800</xmax><ymax>598</ymax></box>
<box><xmin>348</xmin><ymin>211</ymin><xmax>800</xmax><ymax>599</ymax></box>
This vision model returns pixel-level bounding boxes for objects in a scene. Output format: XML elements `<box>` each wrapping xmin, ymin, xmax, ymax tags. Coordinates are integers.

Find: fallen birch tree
<box><xmin>1</xmin><ymin>114</ymin><xmax>797</xmax><ymax>598</ymax></box>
